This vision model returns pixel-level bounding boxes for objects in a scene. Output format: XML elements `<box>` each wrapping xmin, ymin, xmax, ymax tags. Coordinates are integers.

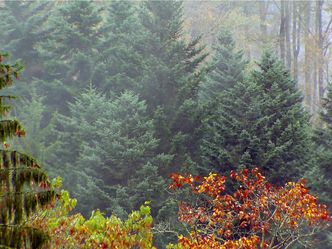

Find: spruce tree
<box><xmin>55</xmin><ymin>88</ymin><xmax>170</xmax><ymax>217</ymax></box>
<box><xmin>253</xmin><ymin>52</ymin><xmax>311</xmax><ymax>183</ymax></box>
<box><xmin>94</xmin><ymin>1</ymin><xmax>147</xmax><ymax>94</ymax></box>
<box><xmin>199</xmin><ymin>29</ymin><xmax>247</xmax><ymax>104</ymax></box>
<box><xmin>52</xmin><ymin>87</ymin><xmax>113</xmax><ymax>216</ymax></box>
<box><xmin>136</xmin><ymin>2</ymin><xmax>208</xmax><ymax>245</ymax></box>
<box><xmin>201</xmin><ymin>79</ymin><xmax>265</xmax><ymax>174</ymax></box>
<box><xmin>202</xmin><ymin>52</ymin><xmax>311</xmax><ymax>184</ymax></box>
<box><xmin>0</xmin><ymin>53</ymin><xmax>55</xmax><ymax>248</ymax></box>
<box><xmin>0</xmin><ymin>1</ymin><xmax>52</xmax><ymax>79</ymax></box>
<box><xmin>199</xmin><ymin>30</ymin><xmax>248</xmax><ymax>174</ymax></box>
<box><xmin>37</xmin><ymin>0</ymin><xmax>103</xmax><ymax>114</ymax></box>
<box><xmin>312</xmin><ymin>82</ymin><xmax>332</xmax><ymax>205</ymax></box>
<box><xmin>139</xmin><ymin>0</ymin><xmax>208</xmax><ymax>172</ymax></box>
<box><xmin>11</xmin><ymin>87</ymin><xmax>61</xmax><ymax>178</ymax></box>
<box><xmin>0</xmin><ymin>0</ymin><xmax>53</xmax><ymax>100</ymax></box>
<box><xmin>140</xmin><ymin>0</ymin><xmax>207</xmax><ymax>110</ymax></box>
<box><xmin>308</xmin><ymin>89</ymin><xmax>332</xmax><ymax>249</ymax></box>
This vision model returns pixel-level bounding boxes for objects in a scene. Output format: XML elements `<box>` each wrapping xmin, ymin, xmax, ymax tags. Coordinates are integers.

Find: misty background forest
<box><xmin>0</xmin><ymin>0</ymin><xmax>332</xmax><ymax>248</ymax></box>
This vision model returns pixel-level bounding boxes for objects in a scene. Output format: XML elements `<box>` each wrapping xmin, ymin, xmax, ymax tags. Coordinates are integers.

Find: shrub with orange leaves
<box><xmin>167</xmin><ymin>168</ymin><xmax>330</xmax><ymax>249</ymax></box>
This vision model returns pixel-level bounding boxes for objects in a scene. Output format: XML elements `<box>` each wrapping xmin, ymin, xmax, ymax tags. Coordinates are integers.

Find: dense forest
<box><xmin>0</xmin><ymin>0</ymin><xmax>331</xmax><ymax>248</ymax></box>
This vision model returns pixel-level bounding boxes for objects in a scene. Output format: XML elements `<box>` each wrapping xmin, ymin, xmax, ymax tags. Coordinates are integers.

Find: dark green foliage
<box><xmin>0</xmin><ymin>53</ymin><xmax>55</xmax><ymax>249</ymax></box>
<box><xmin>201</xmin><ymin>80</ymin><xmax>264</xmax><ymax>174</ymax></box>
<box><xmin>311</xmin><ymin>82</ymin><xmax>332</xmax><ymax>206</ymax></box>
<box><xmin>0</xmin><ymin>1</ymin><xmax>53</xmax><ymax>80</ymax></box>
<box><xmin>37</xmin><ymin>0</ymin><xmax>103</xmax><ymax>114</ymax></box>
<box><xmin>140</xmin><ymin>0</ymin><xmax>207</xmax><ymax>109</ymax></box>
<box><xmin>132</xmin><ymin>2</ymin><xmax>208</xmax><ymax>245</ymax></box>
<box><xmin>11</xmin><ymin>87</ymin><xmax>61</xmax><ymax>178</ymax></box>
<box><xmin>201</xmin><ymin>52</ymin><xmax>311</xmax><ymax>184</ymax></box>
<box><xmin>55</xmin><ymin>88</ymin><xmax>170</xmax><ymax>218</ymax></box>
<box><xmin>94</xmin><ymin>1</ymin><xmax>147</xmax><ymax>93</ymax></box>
<box><xmin>0</xmin><ymin>120</ymin><xmax>23</xmax><ymax>142</ymax></box>
<box><xmin>139</xmin><ymin>0</ymin><xmax>208</xmax><ymax>173</ymax></box>
<box><xmin>0</xmin><ymin>54</ymin><xmax>23</xmax><ymax>88</ymax></box>
<box><xmin>199</xmin><ymin>29</ymin><xmax>247</xmax><ymax>104</ymax></box>
<box><xmin>198</xmin><ymin>29</ymin><xmax>248</xmax><ymax>173</ymax></box>
<box><xmin>252</xmin><ymin>52</ymin><xmax>312</xmax><ymax>183</ymax></box>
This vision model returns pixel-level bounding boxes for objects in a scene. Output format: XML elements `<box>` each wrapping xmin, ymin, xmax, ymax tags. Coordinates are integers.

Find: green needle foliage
<box><xmin>139</xmin><ymin>0</ymin><xmax>208</xmax><ymax>173</ymax></box>
<box><xmin>95</xmin><ymin>1</ymin><xmax>147</xmax><ymax>93</ymax></box>
<box><xmin>11</xmin><ymin>87</ymin><xmax>62</xmax><ymax>179</ymax></box>
<box><xmin>37</xmin><ymin>0</ymin><xmax>103</xmax><ymax>115</ymax></box>
<box><xmin>252</xmin><ymin>52</ymin><xmax>312</xmax><ymax>184</ymax></box>
<box><xmin>305</xmin><ymin>81</ymin><xmax>332</xmax><ymax>249</ymax></box>
<box><xmin>201</xmin><ymin>79</ymin><xmax>265</xmax><ymax>174</ymax></box>
<box><xmin>199</xmin><ymin>29</ymin><xmax>247</xmax><ymax>104</ymax></box>
<box><xmin>312</xmin><ymin>82</ymin><xmax>332</xmax><ymax>206</ymax></box>
<box><xmin>0</xmin><ymin>0</ymin><xmax>53</xmax><ymax>80</ymax></box>
<box><xmin>0</xmin><ymin>53</ymin><xmax>55</xmax><ymax>249</ymax></box>
<box><xmin>55</xmin><ymin>87</ymin><xmax>170</xmax><ymax>219</ymax></box>
<box><xmin>201</xmin><ymin>52</ymin><xmax>311</xmax><ymax>184</ymax></box>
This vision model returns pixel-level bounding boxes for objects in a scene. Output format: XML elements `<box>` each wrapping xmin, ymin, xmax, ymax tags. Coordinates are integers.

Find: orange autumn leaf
<box><xmin>169</xmin><ymin>168</ymin><xmax>330</xmax><ymax>249</ymax></box>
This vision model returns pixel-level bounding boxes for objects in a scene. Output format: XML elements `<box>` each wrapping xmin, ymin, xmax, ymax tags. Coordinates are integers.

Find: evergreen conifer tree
<box><xmin>55</xmin><ymin>88</ymin><xmax>170</xmax><ymax>217</ymax></box>
<box><xmin>139</xmin><ymin>0</ymin><xmax>208</xmax><ymax>172</ymax></box>
<box><xmin>37</xmin><ymin>0</ymin><xmax>103</xmax><ymax>114</ymax></box>
<box><xmin>201</xmin><ymin>52</ymin><xmax>311</xmax><ymax>184</ymax></box>
<box><xmin>0</xmin><ymin>53</ymin><xmax>55</xmax><ymax>249</ymax></box>
<box><xmin>312</xmin><ymin>82</ymin><xmax>332</xmax><ymax>205</ymax></box>
<box><xmin>94</xmin><ymin>1</ymin><xmax>147</xmax><ymax>94</ymax></box>
<box><xmin>11</xmin><ymin>87</ymin><xmax>61</xmax><ymax>178</ymax></box>
<box><xmin>0</xmin><ymin>1</ymin><xmax>52</xmax><ymax>80</ymax></box>
<box><xmin>253</xmin><ymin>52</ymin><xmax>311</xmax><ymax>183</ymax></box>
<box><xmin>199</xmin><ymin>29</ymin><xmax>247</xmax><ymax>104</ymax></box>
<box><xmin>136</xmin><ymin>3</ymin><xmax>209</xmax><ymax>245</ymax></box>
<box><xmin>201</xmin><ymin>79</ymin><xmax>265</xmax><ymax>174</ymax></box>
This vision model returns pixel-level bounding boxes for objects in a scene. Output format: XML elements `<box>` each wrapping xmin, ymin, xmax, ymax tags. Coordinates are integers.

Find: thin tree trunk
<box><xmin>304</xmin><ymin>1</ymin><xmax>312</xmax><ymax>112</ymax></box>
<box><xmin>316</xmin><ymin>0</ymin><xmax>324</xmax><ymax>100</ymax></box>
<box><xmin>327</xmin><ymin>63</ymin><xmax>330</xmax><ymax>86</ymax></box>
<box><xmin>279</xmin><ymin>0</ymin><xmax>286</xmax><ymax>64</ymax></box>
<box><xmin>323</xmin><ymin>16</ymin><xmax>332</xmax><ymax>90</ymax></box>
<box><xmin>285</xmin><ymin>1</ymin><xmax>291</xmax><ymax>70</ymax></box>
<box><xmin>259</xmin><ymin>0</ymin><xmax>268</xmax><ymax>45</ymax></box>
<box><xmin>292</xmin><ymin>1</ymin><xmax>300</xmax><ymax>83</ymax></box>
<box><xmin>311</xmin><ymin>0</ymin><xmax>324</xmax><ymax>117</ymax></box>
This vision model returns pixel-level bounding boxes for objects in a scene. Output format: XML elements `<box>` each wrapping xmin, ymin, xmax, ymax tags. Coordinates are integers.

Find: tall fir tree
<box><xmin>94</xmin><ymin>1</ymin><xmax>147</xmax><ymax>94</ymax></box>
<box><xmin>201</xmin><ymin>78</ymin><xmax>268</xmax><ymax>176</ymax></box>
<box><xmin>198</xmin><ymin>30</ymin><xmax>248</xmax><ymax>175</ymax></box>
<box><xmin>312</xmin><ymin>82</ymin><xmax>332</xmax><ymax>206</ymax></box>
<box><xmin>11</xmin><ymin>87</ymin><xmax>61</xmax><ymax>178</ymax></box>
<box><xmin>0</xmin><ymin>0</ymin><xmax>53</xmax><ymax>101</ymax></box>
<box><xmin>310</xmin><ymin>91</ymin><xmax>332</xmax><ymax>249</ymax></box>
<box><xmin>0</xmin><ymin>0</ymin><xmax>52</xmax><ymax>80</ymax></box>
<box><xmin>199</xmin><ymin>29</ymin><xmax>247</xmax><ymax>104</ymax></box>
<box><xmin>139</xmin><ymin>0</ymin><xmax>208</xmax><ymax>173</ymax></box>
<box><xmin>51</xmin><ymin>87</ymin><xmax>113</xmax><ymax>216</ymax></box>
<box><xmin>136</xmin><ymin>3</ymin><xmax>209</xmax><ymax>245</ymax></box>
<box><xmin>252</xmin><ymin>52</ymin><xmax>312</xmax><ymax>183</ymax></box>
<box><xmin>55</xmin><ymin>88</ymin><xmax>170</xmax><ymax>218</ymax></box>
<box><xmin>0</xmin><ymin>53</ymin><xmax>55</xmax><ymax>249</ymax></box>
<box><xmin>37</xmin><ymin>0</ymin><xmax>103</xmax><ymax>115</ymax></box>
<box><xmin>201</xmin><ymin>52</ymin><xmax>311</xmax><ymax>184</ymax></box>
